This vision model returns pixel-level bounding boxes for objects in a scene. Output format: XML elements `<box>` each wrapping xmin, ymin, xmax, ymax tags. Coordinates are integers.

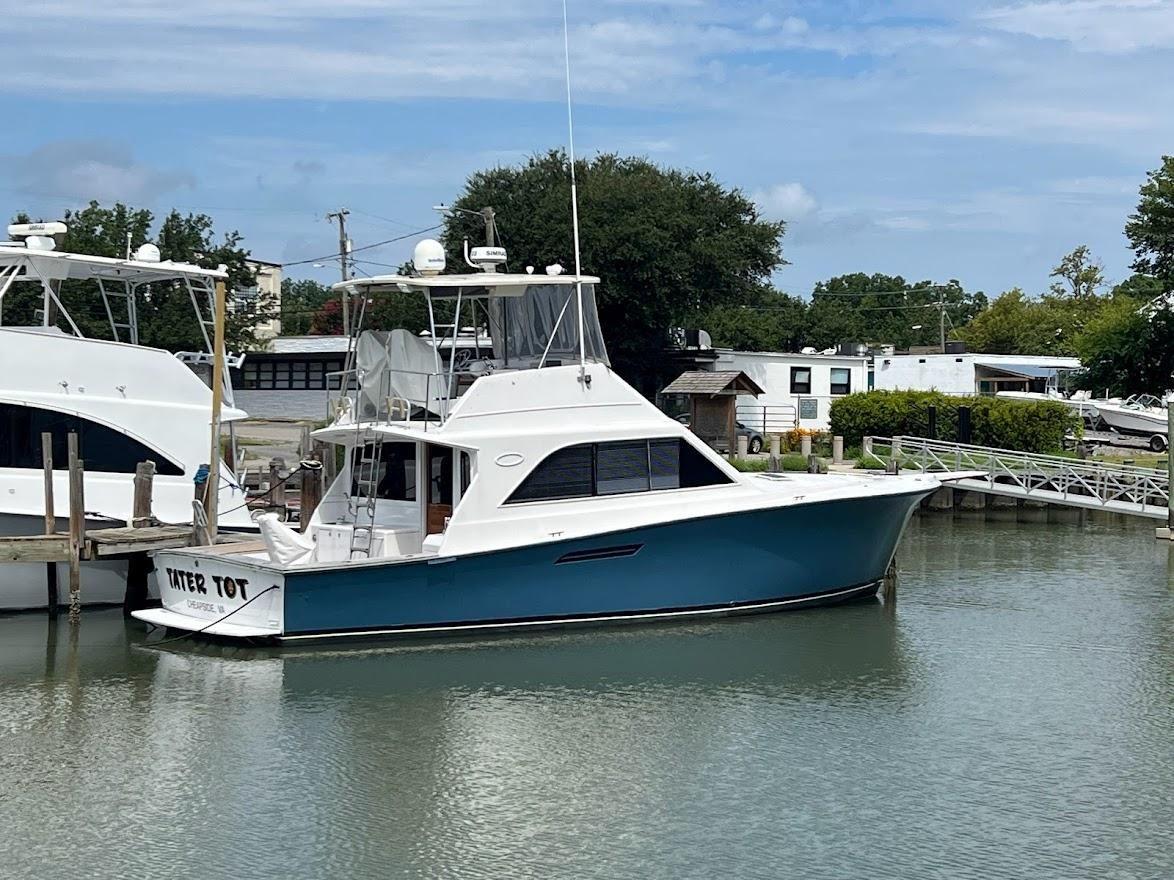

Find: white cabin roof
<box><xmin>0</xmin><ymin>245</ymin><xmax>228</xmax><ymax>284</ymax></box>
<box><xmin>334</xmin><ymin>273</ymin><xmax>601</xmax><ymax>295</ymax></box>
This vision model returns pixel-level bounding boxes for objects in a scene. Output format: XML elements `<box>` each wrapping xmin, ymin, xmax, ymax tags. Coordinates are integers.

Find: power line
<box><xmin>281</xmin><ymin>224</ymin><xmax>443</xmax><ymax>269</ymax></box>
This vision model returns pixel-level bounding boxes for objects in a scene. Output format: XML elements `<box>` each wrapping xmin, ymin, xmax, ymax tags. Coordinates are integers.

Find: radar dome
<box><xmin>134</xmin><ymin>243</ymin><xmax>161</xmax><ymax>263</ymax></box>
<box><xmin>413</xmin><ymin>239</ymin><xmax>446</xmax><ymax>275</ymax></box>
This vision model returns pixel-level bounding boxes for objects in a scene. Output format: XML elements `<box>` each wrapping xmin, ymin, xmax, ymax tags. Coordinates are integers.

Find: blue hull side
<box><xmin>282</xmin><ymin>491</ymin><xmax>927</xmax><ymax>637</ymax></box>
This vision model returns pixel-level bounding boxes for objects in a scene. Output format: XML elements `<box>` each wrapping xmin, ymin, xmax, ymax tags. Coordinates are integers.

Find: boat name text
<box><xmin>165</xmin><ymin>567</ymin><xmax>250</xmax><ymax>600</ymax></box>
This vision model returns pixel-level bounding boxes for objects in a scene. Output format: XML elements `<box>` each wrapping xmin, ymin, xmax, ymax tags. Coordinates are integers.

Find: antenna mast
<box><xmin>562</xmin><ymin>0</ymin><xmax>587</xmax><ymax>371</ymax></box>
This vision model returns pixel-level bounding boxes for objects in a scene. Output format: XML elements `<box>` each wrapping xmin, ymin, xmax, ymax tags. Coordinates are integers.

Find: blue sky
<box><xmin>1</xmin><ymin>0</ymin><xmax>1171</xmax><ymax>298</ymax></box>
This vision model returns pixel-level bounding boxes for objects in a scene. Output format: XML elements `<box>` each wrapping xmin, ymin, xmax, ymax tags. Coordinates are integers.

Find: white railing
<box><xmin>865</xmin><ymin>435</ymin><xmax>1169</xmax><ymax>519</ymax></box>
<box><xmin>736</xmin><ymin>404</ymin><xmax>799</xmax><ymax>435</ymax></box>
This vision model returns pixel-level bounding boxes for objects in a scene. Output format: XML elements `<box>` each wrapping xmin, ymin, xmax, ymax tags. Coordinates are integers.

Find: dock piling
<box><xmin>42</xmin><ymin>432</ymin><xmax>57</xmax><ymax>616</ymax></box>
<box><xmin>66</xmin><ymin>433</ymin><xmax>84</xmax><ymax>623</ymax></box>
<box><xmin>131</xmin><ymin>461</ymin><xmax>156</xmax><ymax>528</ymax></box>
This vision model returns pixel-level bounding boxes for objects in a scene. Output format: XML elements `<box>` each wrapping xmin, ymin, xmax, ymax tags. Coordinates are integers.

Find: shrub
<box><xmin>828</xmin><ymin>390</ymin><xmax>1079</xmax><ymax>453</ymax></box>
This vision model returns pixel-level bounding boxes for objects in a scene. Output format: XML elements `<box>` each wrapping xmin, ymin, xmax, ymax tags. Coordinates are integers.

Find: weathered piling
<box><xmin>66</xmin><ymin>433</ymin><xmax>84</xmax><ymax>622</ymax></box>
<box><xmin>299</xmin><ymin>456</ymin><xmax>324</xmax><ymax>533</ymax></box>
<box><xmin>131</xmin><ymin>461</ymin><xmax>155</xmax><ymax>528</ymax></box>
<box><xmin>42</xmin><ymin>432</ymin><xmax>57</xmax><ymax>616</ymax></box>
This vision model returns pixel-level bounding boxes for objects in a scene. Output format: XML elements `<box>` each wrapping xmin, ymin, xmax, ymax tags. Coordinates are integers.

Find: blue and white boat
<box><xmin>135</xmin><ymin>241</ymin><xmax>943</xmax><ymax>642</ymax></box>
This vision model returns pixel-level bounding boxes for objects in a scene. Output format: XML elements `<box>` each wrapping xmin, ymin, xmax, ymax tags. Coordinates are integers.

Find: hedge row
<box><xmin>828</xmin><ymin>390</ymin><xmax>1080</xmax><ymax>453</ymax></box>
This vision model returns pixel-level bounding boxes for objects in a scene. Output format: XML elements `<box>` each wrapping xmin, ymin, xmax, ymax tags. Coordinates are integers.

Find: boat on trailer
<box><xmin>1093</xmin><ymin>394</ymin><xmax>1170</xmax><ymax>450</ymax></box>
<box><xmin>135</xmin><ymin>240</ymin><xmax>944</xmax><ymax>642</ymax></box>
<box><xmin>0</xmin><ymin>224</ymin><xmax>254</xmax><ymax>610</ymax></box>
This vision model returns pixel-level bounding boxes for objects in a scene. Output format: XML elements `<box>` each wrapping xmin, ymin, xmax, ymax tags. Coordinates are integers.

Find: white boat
<box><xmin>995</xmin><ymin>388</ymin><xmax>1103</xmax><ymax>426</ymax></box>
<box><xmin>0</xmin><ymin>225</ymin><xmax>254</xmax><ymax>610</ymax></box>
<box><xmin>1094</xmin><ymin>394</ymin><xmax>1169</xmax><ymax>447</ymax></box>
<box><xmin>135</xmin><ymin>239</ymin><xmax>946</xmax><ymax>642</ymax></box>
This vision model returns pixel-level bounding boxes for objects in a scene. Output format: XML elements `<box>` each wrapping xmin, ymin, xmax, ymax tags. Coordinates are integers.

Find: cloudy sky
<box><xmin>0</xmin><ymin>0</ymin><xmax>1170</xmax><ymax>297</ymax></box>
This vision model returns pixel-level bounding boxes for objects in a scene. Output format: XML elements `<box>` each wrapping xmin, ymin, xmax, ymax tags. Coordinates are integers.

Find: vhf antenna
<box><xmin>562</xmin><ymin>0</ymin><xmax>587</xmax><ymax>374</ymax></box>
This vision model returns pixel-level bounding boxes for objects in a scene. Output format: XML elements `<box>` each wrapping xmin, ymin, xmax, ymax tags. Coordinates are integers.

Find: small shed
<box><xmin>662</xmin><ymin>370</ymin><xmax>765</xmax><ymax>453</ymax></box>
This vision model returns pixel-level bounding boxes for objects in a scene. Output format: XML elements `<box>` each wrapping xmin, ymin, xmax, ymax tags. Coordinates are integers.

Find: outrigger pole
<box><xmin>562</xmin><ymin>0</ymin><xmax>587</xmax><ymax>371</ymax></box>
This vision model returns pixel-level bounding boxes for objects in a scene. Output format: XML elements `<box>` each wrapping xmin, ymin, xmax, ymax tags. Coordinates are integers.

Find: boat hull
<box><xmin>143</xmin><ymin>488</ymin><xmax>930</xmax><ymax>640</ymax></box>
<box><xmin>1097</xmin><ymin>406</ymin><xmax>1166</xmax><ymax>437</ymax></box>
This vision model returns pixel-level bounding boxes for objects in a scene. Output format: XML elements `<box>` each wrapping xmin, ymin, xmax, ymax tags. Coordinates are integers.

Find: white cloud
<box><xmin>753</xmin><ymin>183</ymin><xmax>818</xmax><ymax>220</ymax></box>
<box><xmin>1</xmin><ymin>140</ymin><xmax>195</xmax><ymax>205</ymax></box>
<box><xmin>979</xmin><ymin>0</ymin><xmax>1174</xmax><ymax>53</ymax></box>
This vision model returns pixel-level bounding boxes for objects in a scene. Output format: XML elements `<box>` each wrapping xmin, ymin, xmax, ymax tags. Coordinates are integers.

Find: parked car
<box><xmin>673</xmin><ymin>413</ymin><xmax>764</xmax><ymax>454</ymax></box>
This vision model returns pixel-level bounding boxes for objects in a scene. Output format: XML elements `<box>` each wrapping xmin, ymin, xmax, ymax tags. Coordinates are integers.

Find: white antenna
<box><xmin>562</xmin><ymin>0</ymin><xmax>587</xmax><ymax>372</ymax></box>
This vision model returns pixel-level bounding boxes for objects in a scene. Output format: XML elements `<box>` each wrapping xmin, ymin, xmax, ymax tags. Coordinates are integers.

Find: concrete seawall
<box><xmin>917</xmin><ymin>486</ymin><xmax>1126</xmax><ymax>525</ymax></box>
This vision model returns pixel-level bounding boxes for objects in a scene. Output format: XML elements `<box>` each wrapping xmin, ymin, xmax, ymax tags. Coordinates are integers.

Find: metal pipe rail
<box><xmin>865</xmin><ymin>435</ymin><xmax>1169</xmax><ymax>519</ymax></box>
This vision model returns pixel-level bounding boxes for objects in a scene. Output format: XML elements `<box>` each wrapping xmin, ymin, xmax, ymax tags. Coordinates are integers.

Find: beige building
<box><xmin>236</xmin><ymin>258</ymin><xmax>283</xmax><ymax>340</ymax></box>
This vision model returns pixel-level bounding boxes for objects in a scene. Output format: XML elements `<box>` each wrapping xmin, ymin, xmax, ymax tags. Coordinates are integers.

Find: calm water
<box><xmin>2</xmin><ymin>515</ymin><xmax>1173</xmax><ymax>879</ymax></box>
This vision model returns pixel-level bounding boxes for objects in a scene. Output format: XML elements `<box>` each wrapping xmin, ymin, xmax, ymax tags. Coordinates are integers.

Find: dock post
<box><xmin>66</xmin><ymin>433</ymin><xmax>84</xmax><ymax>623</ymax></box>
<box><xmin>1159</xmin><ymin>402</ymin><xmax>1174</xmax><ymax>540</ymax></box>
<box><xmin>193</xmin><ymin>465</ymin><xmax>212</xmax><ymax>546</ymax></box>
<box><xmin>768</xmin><ymin>434</ymin><xmax>780</xmax><ymax>472</ymax></box>
<box><xmin>800</xmin><ymin>435</ymin><xmax>812</xmax><ymax>458</ymax></box>
<box><xmin>131</xmin><ymin>460</ymin><xmax>156</xmax><ymax>528</ymax></box>
<box><xmin>832</xmin><ymin>435</ymin><xmax>844</xmax><ymax>465</ymax></box>
<box><xmin>807</xmin><ymin>454</ymin><xmax>821</xmax><ymax>474</ymax></box>
<box><xmin>299</xmin><ymin>455</ymin><xmax>324</xmax><ymax>533</ymax></box>
<box><xmin>882</xmin><ymin>557</ymin><xmax>898</xmax><ymax>605</ymax></box>
<box><xmin>42</xmin><ymin>432</ymin><xmax>57</xmax><ymax>616</ymax></box>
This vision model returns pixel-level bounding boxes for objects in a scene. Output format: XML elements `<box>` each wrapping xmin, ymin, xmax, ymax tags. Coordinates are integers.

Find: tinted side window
<box><xmin>506</xmin><ymin>439</ymin><xmax>732</xmax><ymax>503</ymax></box>
<box><xmin>508</xmin><ymin>444</ymin><xmax>594</xmax><ymax>502</ymax></box>
<box><xmin>0</xmin><ymin>403</ymin><xmax>183</xmax><ymax>476</ymax></box>
<box><xmin>790</xmin><ymin>367</ymin><xmax>812</xmax><ymax>394</ymax></box>
<box><xmin>596</xmin><ymin>440</ymin><xmax>649</xmax><ymax>495</ymax></box>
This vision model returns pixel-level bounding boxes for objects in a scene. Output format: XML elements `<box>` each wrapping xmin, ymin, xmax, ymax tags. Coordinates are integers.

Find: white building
<box><xmin>713</xmin><ymin>350</ymin><xmax>869</xmax><ymax>432</ymax></box>
<box><xmin>871</xmin><ymin>353</ymin><xmax>1081</xmax><ymax>395</ymax></box>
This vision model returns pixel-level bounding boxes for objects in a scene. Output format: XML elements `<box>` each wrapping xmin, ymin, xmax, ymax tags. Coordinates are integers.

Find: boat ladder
<box><xmin>98</xmin><ymin>278</ymin><xmax>139</xmax><ymax>345</ymax></box>
<box><xmin>349</xmin><ymin>434</ymin><xmax>385</xmax><ymax>559</ymax></box>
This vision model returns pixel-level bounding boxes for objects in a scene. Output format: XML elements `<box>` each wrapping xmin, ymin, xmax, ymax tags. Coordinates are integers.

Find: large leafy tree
<box><xmin>1074</xmin><ymin>298</ymin><xmax>1174</xmax><ymax>396</ymax></box>
<box><xmin>1049</xmin><ymin>245</ymin><xmax>1104</xmax><ymax>298</ymax></box>
<box><xmin>6</xmin><ymin>201</ymin><xmax>263</xmax><ymax>351</ymax></box>
<box><xmin>281</xmin><ymin>278</ymin><xmax>334</xmax><ymax>335</ymax></box>
<box><xmin>960</xmin><ymin>288</ymin><xmax>1109</xmax><ymax>356</ymax></box>
<box><xmin>1125</xmin><ymin>156</ymin><xmax>1174</xmax><ymax>292</ymax></box>
<box><xmin>703</xmin><ymin>287</ymin><xmax>809</xmax><ymax>352</ymax></box>
<box><xmin>439</xmin><ymin>151</ymin><xmax>785</xmax><ymax>392</ymax></box>
<box><xmin>804</xmin><ymin>274</ymin><xmax>985</xmax><ymax>351</ymax></box>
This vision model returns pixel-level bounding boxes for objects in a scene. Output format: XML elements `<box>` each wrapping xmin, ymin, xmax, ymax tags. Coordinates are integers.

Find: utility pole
<box><xmin>326</xmin><ymin>208</ymin><xmax>351</xmax><ymax>336</ymax></box>
<box><xmin>939</xmin><ymin>296</ymin><xmax>946</xmax><ymax>353</ymax></box>
<box><xmin>480</xmin><ymin>207</ymin><xmax>496</xmax><ymax>247</ymax></box>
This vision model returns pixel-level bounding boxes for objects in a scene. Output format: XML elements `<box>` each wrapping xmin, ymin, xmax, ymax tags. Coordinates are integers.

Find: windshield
<box><xmin>487</xmin><ymin>283</ymin><xmax>608</xmax><ymax>367</ymax></box>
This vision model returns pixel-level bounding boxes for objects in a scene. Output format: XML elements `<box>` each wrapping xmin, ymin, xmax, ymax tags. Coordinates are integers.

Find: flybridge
<box><xmin>0</xmin><ymin>221</ymin><xmax>228</xmax><ymax>349</ymax></box>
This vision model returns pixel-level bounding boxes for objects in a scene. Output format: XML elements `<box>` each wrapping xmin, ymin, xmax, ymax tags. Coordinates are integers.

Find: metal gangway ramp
<box><xmin>865</xmin><ymin>436</ymin><xmax>1169</xmax><ymax>519</ymax></box>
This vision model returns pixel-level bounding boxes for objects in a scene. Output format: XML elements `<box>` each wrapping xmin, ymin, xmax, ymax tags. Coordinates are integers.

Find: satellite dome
<box><xmin>413</xmin><ymin>239</ymin><xmax>446</xmax><ymax>275</ymax></box>
<box><xmin>134</xmin><ymin>243</ymin><xmax>161</xmax><ymax>263</ymax></box>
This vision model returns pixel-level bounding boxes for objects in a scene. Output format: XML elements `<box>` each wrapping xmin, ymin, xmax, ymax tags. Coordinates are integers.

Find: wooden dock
<box><xmin>0</xmin><ymin>430</ymin><xmax>284</xmax><ymax>621</ymax></box>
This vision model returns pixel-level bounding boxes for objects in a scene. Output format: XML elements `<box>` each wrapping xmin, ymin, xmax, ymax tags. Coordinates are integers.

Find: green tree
<box><xmin>1074</xmin><ymin>298</ymin><xmax>1174</xmax><ymax>396</ymax></box>
<box><xmin>1049</xmin><ymin>245</ymin><xmax>1104</xmax><ymax>298</ymax></box>
<box><xmin>703</xmin><ymin>287</ymin><xmax>808</xmax><ymax>351</ymax></box>
<box><xmin>805</xmin><ymin>274</ymin><xmax>984</xmax><ymax>350</ymax></box>
<box><xmin>281</xmin><ymin>278</ymin><xmax>334</xmax><ymax>335</ymax></box>
<box><xmin>1111</xmin><ymin>273</ymin><xmax>1165</xmax><ymax>300</ymax></box>
<box><xmin>440</xmin><ymin>151</ymin><xmax>785</xmax><ymax>392</ymax></box>
<box><xmin>960</xmin><ymin>288</ymin><xmax>1107</xmax><ymax>356</ymax></box>
<box><xmin>6</xmin><ymin>201</ymin><xmax>263</xmax><ymax>351</ymax></box>
<box><xmin>1125</xmin><ymin>156</ymin><xmax>1174</xmax><ymax>292</ymax></box>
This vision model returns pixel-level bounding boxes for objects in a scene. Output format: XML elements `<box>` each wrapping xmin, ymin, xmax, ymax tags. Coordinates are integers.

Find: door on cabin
<box><xmin>425</xmin><ymin>444</ymin><xmax>454</xmax><ymax>535</ymax></box>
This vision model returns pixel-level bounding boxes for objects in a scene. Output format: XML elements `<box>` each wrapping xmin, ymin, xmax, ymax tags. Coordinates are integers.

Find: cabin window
<box><xmin>351</xmin><ymin>442</ymin><xmax>416</xmax><ymax>501</ymax></box>
<box><xmin>596</xmin><ymin>440</ymin><xmax>651</xmax><ymax>495</ymax></box>
<box><xmin>460</xmin><ymin>451</ymin><xmax>472</xmax><ymax>494</ymax></box>
<box><xmin>790</xmin><ymin>367</ymin><xmax>812</xmax><ymax>395</ymax></box>
<box><xmin>830</xmin><ymin>368</ymin><xmax>852</xmax><ymax>396</ymax></box>
<box><xmin>506</xmin><ymin>438</ymin><xmax>732</xmax><ymax>504</ymax></box>
<box><xmin>0</xmin><ymin>403</ymin><xmax>183</xmax><ymax>475</ymax></box>
<box><xmin>508</xmin><ymin>444</ymin><xmax>595</xmax><ymax>503</ymax></box>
